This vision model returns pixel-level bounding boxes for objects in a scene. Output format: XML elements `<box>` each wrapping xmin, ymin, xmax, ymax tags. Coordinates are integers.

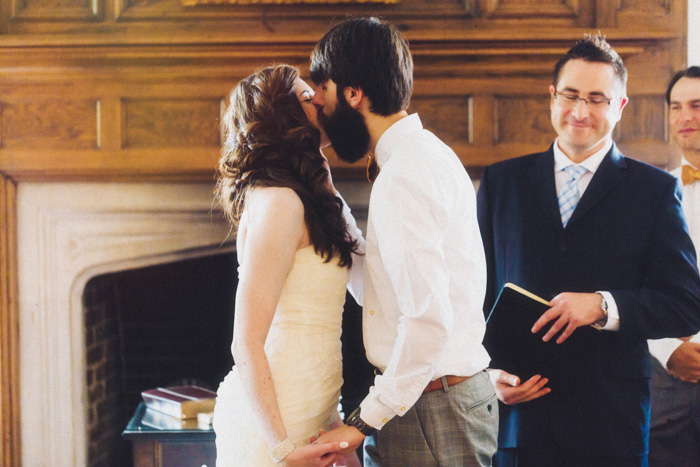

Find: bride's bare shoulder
<box><xmin>246</xmin><ymin>186</ymin><xmax>304</xmax><ymax>215</ymax></box>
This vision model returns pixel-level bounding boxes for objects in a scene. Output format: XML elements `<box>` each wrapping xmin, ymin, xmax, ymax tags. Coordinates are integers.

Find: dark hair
<box><xmin>310</xmin><ymin>17</ymin><xmax>413</xmax><ymax>116</ymax></box>
<box><xmin>216</xmin><ymin>65</ymin><xmax>356</xmax><ymax>267</ymax></box>
<box><xmin>666</xmin><ymin>66</ymin><xmax>700</xmax><ymax>104</ymax></box>
<box><xmin>553</xmin><ymin>33</ymin><xmax>627</xmax><ymax>91</ymax></box>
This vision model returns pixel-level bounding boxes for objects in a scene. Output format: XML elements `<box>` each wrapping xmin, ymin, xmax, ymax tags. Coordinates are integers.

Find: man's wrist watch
<box><xmin>346</xmin><ymin>407</ymin><xmax>376</xmax><ymax>436</ymax></box>
<box><xmin>597</xmin><ymin>293</ymin><xmax>609</xmax><ymax>326</ymax></box>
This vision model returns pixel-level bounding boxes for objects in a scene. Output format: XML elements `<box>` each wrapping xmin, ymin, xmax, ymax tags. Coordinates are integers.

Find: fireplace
<box><xmin>83</xmin><ymin>252</ymin><xmax>237</xmax><ymax>466</ymax></box>
<box><xmin>15</xmin><ymin>182</ymin><xmax>234</xmax><ymax>466</ymax></box>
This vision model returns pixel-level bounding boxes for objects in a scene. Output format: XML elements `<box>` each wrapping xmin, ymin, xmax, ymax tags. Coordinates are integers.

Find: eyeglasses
<box><xmin>553</xmin><ymin>90</ymin><xmax>615</xmax><ymax>108</ymax></box>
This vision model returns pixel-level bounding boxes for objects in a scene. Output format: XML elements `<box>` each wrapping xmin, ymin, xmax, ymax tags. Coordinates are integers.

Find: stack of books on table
<box><xmin>141</xmin><ymin>385</ymin><xmax>216</xmax><ymax>430</ymax></box>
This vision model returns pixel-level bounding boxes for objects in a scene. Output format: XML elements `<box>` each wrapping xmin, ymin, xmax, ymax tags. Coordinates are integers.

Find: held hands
<box><xmin>667</xmin><ymin>341</ymin><xmax>700</xmax><ymax>383</ymax></box>
<box><xmin>313</xmin><ymin>425</ymin><xmax>365</xmax><ymax>456</ymax></box>
<box><xmin>488</xmin><ymin>369</ymin><xmax>551</xmax><ymax>405</ymax></box>
<box><xmin>283</xmin><ymin>441</ymin><xmax>342</xmax><ymax>467</ymax></box>
<box><xmin>532</xmin><ymin>292</ymin><xmax>605</xmax><ymax>343</ymax></box>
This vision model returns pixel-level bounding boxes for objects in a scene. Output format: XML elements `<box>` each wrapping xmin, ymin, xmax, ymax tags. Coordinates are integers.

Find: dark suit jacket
<box><xmin>477</xmin><ymin>144</ymin><xmax>700</xmax><ymax>457</ymax></box>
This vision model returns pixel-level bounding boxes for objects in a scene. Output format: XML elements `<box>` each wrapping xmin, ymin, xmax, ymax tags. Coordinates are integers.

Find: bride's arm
<box><xmin>232</xmin><ymin>187</ymin><xmax>340</xmax><ymax>466</ymax></box>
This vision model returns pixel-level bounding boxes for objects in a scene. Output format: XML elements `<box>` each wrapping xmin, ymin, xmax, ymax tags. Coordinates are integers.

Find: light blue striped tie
<box><xmin>558</xmin><ymin>165</ymin><xmax>588</xmax><ymax>227</ymax></box>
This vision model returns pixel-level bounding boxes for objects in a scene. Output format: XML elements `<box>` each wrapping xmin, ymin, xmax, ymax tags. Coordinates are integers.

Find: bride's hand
<box><xmin>334</xmin><ymin>450</ymin><xmax>362</xmax><ymax>467</ymax></box>
<box><xmin>283</xmin><ymin>441</ymin><xmax>341</xmax><ymax>467</ymax></box>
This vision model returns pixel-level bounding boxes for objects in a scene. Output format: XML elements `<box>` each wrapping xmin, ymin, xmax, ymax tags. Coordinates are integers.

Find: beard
<box><xmin>318</xmin><ymin>93</ymin><xmax>371</xmax><ymax>164</ymax></box>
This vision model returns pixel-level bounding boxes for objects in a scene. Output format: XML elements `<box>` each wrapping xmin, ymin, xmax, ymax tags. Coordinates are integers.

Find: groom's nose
<box><xmin>312</xmin><ymin>87</ymin><xmax>324</xmax><ymax>107</ymax></box>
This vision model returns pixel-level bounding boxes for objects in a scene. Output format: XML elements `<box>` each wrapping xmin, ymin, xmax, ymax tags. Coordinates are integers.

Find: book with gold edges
<box><xmin>141</xmin><ymin>385</ymin><xmax>216</xmax><ymax>420</ymax></box>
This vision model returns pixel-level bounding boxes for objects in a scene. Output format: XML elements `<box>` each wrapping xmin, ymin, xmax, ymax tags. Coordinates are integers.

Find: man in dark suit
<box><xmin>477</xmin><ymin>34</ymin><xmax>700</xmax><ymax>466</ymax></box>
<box><xmin>647</xmin><ymin>66</ymin><xmax>700</xmax><ymax>466</ymax></box>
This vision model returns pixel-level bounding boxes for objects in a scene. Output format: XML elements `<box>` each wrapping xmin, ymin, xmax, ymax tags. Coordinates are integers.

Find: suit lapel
<box><xmin>566</xmin><ymin>145</ymin><xmax>627</xmax><ymax>227</ymax></box>
<box><xmin>527</xmin><ymin>146</ymin><xmax>563</xmax><ymax>229</ymax></box>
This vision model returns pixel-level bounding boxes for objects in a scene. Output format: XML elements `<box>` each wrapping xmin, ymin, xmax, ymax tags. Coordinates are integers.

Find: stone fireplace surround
<box><xmin>14</xmin><ymin>180</ymin><xmax>370</xmax><ymax>466</ymax></box>
<box><xmin>16</xmin><ymin>182</ymin><xmax>233</xmax><ymax>466</ymax></box>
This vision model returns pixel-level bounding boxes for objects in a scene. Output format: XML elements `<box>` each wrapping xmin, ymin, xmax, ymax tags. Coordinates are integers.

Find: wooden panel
<box><xmin>481</xmin><ymin>0</ymin><xmax>577</xmax><ymax>16</ymax></box>
<box><xmin>602</xmin><ymin>0</ymin><xmax>680</xmax><ymax>28</ymax></box>
<box><xmin>11</xmin><ymin>0</ymin><xmax>100</xmax><ymax>20</ymax></box>
<box><xmin>122</xmin><ymin>99</ymin><xmax>221</xmax><ymax>149</ymax></box>
<box><xmin>409</xmin><ymin>96</ymin><xmax>473</xmax><ymax>146</ymax></box>
<box><xmin>1</xmin><ymin>98</ymin><xmax>99</xmax><ymax>149</ymax></box>
<box><xmin>495</xmin><ymin>96</ymin><xmax>556</xmax><ymax>145</ymax></box>
<box><xmin>615</xmin><ymin>95</ymin><xmax>667</xmax><ymax>143</ymax></box>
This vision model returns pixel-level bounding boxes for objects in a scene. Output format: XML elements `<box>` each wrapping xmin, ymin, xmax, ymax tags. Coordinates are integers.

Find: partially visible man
<box><xmin>647</xmin><ymin>66</ymin><xmax>700</xmax><ymax>466</ymax></box>
<box><xmin>311</xmin><ymin>17</ymin><xmax>498</xmax><ymax>466</ymax></box>
<box><xmin>477</xmin><ymin>36</ymin><xmax>700</xmax><ymax>466</ymax></box>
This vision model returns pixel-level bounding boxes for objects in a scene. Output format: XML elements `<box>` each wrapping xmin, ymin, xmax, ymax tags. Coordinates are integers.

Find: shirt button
<box><xmin>400</xmin><ymin>406</ymin><xmax>406</xmax><ymax>411</ymax></box>
<box><xmin>382</xmin><ymin>418</ymin><xmax>388</xmax><ymax>424</ymax></box>
<box><xmin>369</xmin><ymin>310</ymin><xmax>375</xmax><ymax>316</ymax></box>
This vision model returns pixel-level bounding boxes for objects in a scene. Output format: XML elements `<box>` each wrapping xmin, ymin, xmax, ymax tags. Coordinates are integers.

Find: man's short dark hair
<box><xmin>552</xmin><ymin>33</ymin><xmax>627</xmax><ymax>91</ymax></box>
<box><xmin>666</xmin><ymin>66</ymin><xmax>700</xmax><ymax>104</ymax></box>
<box><xmin>310</xmin><ymin>17</ymin><xmax>413</xmax><ymax>116</ymax></box>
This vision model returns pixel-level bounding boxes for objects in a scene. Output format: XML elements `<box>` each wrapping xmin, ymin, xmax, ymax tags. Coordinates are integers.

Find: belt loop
<box><xmin>441</xmin><ymin>376</ymin><xmax>449</xmax><ymax>392</ymax></box>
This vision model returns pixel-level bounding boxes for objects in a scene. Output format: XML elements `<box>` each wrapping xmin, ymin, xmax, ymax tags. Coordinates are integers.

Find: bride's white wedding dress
<box><xmin>213</xmin><ymin>244</ymin><xmax>349</xmax><ymax>466</ymax></box>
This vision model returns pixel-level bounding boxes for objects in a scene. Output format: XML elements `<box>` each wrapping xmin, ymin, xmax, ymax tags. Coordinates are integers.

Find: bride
<box><xmin>213</xmin><ymin>65</ymin><xmax>363</xmax><ymax>466</ymax></box>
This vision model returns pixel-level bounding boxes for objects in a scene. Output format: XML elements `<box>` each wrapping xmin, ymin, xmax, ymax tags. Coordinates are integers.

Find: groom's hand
<box><xmin>315</xmin><ymin>425</ymin><xmax>365</xmax><ymax>454</ymax></box>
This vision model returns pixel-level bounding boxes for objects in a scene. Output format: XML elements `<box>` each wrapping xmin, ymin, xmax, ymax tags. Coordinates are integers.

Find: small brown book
<box><xmin>141</xmin><ymin>385</ymin><xmax>216</xmax><ymax>420</ymax></box>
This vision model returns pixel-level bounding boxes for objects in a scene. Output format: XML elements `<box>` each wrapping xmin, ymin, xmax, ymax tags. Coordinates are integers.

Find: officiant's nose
<box><xmin>570</xmin><ymin>99</ymin><xmax>590</xmax><ymax>119</ymax></box>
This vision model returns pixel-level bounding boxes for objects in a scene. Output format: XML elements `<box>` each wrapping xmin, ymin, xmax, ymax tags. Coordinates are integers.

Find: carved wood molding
<box><xmin>0</xmin><ymin>175</ymin><xmax>20</xmax><ymax>467</ymax></box>
<box><xmin>181</xmin><ymin>0</ymin><xmax>398</xmax><ymax>5</ymax></box>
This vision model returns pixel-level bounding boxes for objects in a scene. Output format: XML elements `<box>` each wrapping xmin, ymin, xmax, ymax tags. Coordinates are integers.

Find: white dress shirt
<box><xmin>358</xmin><ymin>114</ymin><xmax>491</xmax><ymax>429</ymax></box>
<box><xmin>648</xmin><ymin>158</ymin><xmax>700</xmax><ymax>369</ymax></box>
<box><xmin>553</xmin><ymin>138</ymin><xmax>620</xmax><ymax>331</ymax></box>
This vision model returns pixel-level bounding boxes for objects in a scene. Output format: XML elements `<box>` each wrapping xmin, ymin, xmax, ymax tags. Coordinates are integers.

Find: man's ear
<box><xmin>343</xmin><ymin>87</ymin><xmax>364</xmax><ymax>109</ymax></box>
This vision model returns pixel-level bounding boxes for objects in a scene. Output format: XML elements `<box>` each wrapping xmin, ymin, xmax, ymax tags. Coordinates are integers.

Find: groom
<box><xmin>311</xmin><ymin>18</ymin><xmax>498</xmax><ymax>465</ymax></box>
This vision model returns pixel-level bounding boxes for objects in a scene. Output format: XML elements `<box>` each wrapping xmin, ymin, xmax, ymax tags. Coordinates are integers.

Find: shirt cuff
<box><xmin>359</xmin><ymin>395</ymin><xmax>397</xmax><ymax>431</ymax></box>
<box><xmin>648</xmin><ymin>338</ymin><xmax>685</xmax><ymax>370</ymax></box>
<box><xmin>593</xmin><ymin>291</ymin><xmax>619</xmax><ymax>331</ymax></box>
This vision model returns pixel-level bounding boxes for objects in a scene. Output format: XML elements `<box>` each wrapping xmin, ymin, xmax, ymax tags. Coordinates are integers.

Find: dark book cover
<box><xmin>483</xmin><ymin>283</ymin><xmax>563</xmax><ymax>383</ymax></box>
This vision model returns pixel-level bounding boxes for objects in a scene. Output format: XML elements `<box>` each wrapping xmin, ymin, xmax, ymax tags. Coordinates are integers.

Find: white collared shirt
<box><xmin>648</xmin><ymin>157</ymin><xmax>700</xmax><ymax>369</ymax></box>
<box><xmin>552</xmin><ymin>138</ymin><xmax>620</xmax><ymax>331</ymax></box>
<box><xmin>359</xmin><ymin>114</ymin><xmax>491</xmax><ymax>429</ymax></box>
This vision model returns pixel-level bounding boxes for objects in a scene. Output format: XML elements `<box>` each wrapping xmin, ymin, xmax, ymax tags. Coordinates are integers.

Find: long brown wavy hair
<box><xmin>216</xmin><ymin>65</ymin><xmax>357</xmax><ymax>267</ymax></box>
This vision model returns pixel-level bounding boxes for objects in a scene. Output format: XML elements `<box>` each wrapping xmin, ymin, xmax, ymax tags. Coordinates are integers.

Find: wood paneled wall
<box><xmin>0</xmin><ymin>0</ymin><xmax>688</xmax><ymax>464</ymax></box>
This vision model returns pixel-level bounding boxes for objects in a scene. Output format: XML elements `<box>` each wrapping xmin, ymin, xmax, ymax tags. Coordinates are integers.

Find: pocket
<box><xmin>465</xmin><ymin>372</ymin><xmax>498</xmax><ymax>419</ymax></box>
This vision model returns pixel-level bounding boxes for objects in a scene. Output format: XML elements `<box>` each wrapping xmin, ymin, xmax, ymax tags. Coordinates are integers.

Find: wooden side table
<box><xmin>123</xmin><ymin>403</ymin><xmax>216</xmax><ymax>467</ymax></box>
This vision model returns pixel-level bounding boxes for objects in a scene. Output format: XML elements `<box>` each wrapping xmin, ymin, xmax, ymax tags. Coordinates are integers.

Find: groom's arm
<box><xmin>356</xmin><ymin>166</ymin><xmax>454</xmax><ymax>430</ymax></box>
